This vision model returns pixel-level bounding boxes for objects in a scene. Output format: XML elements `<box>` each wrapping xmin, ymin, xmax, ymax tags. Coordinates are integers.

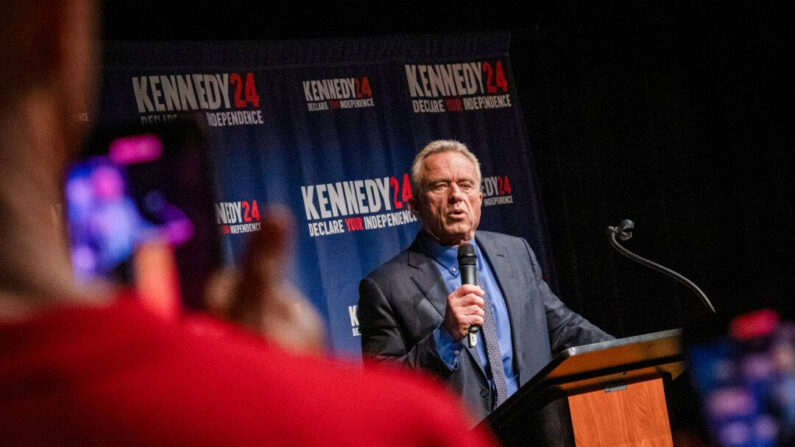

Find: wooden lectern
<box><xmin>482</xmin><ymin>329</ymin><xmax>684</xmax><ymax>447</ymax></box>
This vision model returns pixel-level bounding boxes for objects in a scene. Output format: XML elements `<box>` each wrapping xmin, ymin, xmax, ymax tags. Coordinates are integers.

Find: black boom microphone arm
<box><xmin>607</xmin><ymin>219</ymin><xmax>716</xmax><ymax>314</ymax></box>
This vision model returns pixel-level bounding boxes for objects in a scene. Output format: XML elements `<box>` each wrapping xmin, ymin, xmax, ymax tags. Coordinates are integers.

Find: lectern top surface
<box><xmin>541</xmin><ymin>328</ymin><xmax>683</xmax><ymax>384</ymax></box>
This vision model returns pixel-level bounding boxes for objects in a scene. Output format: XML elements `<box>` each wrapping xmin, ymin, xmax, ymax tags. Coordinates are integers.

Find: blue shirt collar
<box><xmin>418</xmin><ymin>231</ymin><xmax>483</xmax><ymax>277</ymax></box>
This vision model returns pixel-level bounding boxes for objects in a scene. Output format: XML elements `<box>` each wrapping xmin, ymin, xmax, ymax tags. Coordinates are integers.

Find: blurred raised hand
<box><xmin>206</xmin><ymin>207</ymin><xmax>326</xmax><ymax>355</ymax></box>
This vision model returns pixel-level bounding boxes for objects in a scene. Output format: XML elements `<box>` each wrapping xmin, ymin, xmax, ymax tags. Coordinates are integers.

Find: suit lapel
<box><xmin>476</xmin><ymin>232</ymin><xmax>525</xmax><ymax>368</ymax></box>
<box><xmin>407</xmin><ymin>243</ymin><xmax>448</xmax><ymax>318</ymax></box>
<box><xmin>407</xmin><ymin>235</ymin><xmax>489</xmax><ymax>383</ymax></box>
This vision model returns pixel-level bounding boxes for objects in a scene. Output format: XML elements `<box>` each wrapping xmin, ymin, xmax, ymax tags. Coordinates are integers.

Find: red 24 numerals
<box><xmin>230</xmin><ymin>73</ymin><xmax>260</xmax><ymax>108</ymax></box>
<box><xmin>482</xmin><ymin>61</ymin><xmax>509</xmax><ymax>94</ymax></box>
<box><xmin>241</xmin><ymin>200</ymin><xmax>260</xmax><ymax>222</ymax></box>
<box><xmin>389</xmin><ymin>174</ymin><xmax>413</xmax><ymax>209</ymax></box>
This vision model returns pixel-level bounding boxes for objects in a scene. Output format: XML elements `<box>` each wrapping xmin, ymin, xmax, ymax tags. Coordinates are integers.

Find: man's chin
<box><xmin>438</xmin><ymin>228</ymin><xmax>475</xmax><ymax>245</ymax></box>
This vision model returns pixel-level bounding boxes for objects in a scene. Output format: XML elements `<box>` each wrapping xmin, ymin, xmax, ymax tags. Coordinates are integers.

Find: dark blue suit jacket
<box><xmin>358</xmin><ymin>231</ymin><xmax>612</xmax><ymax>422</ymax></box>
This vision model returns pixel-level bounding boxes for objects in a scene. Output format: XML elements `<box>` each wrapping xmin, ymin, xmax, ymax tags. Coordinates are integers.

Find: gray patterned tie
<box><xmin>482</xmin><ymin>294</ymin><xmax>509</xmax><ymax>406</ymax></box>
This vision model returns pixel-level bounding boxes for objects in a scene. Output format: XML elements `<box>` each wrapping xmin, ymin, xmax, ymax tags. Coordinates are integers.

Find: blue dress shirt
<box><xmin>420</xmin><ymin>231</ymin><xmax>519</xmax><ymax>399</ymax></box>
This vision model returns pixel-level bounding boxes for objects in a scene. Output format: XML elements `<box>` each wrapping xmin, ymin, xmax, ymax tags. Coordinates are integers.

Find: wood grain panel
<box><xmin>568</xmin><ymin>378</ymin><xmax>673</xmax><ymax>447</ymax></box>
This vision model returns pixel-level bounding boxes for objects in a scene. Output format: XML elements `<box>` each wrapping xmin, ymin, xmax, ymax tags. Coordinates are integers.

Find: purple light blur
<box><xmin>109</xmin><ymin>134</ymin><xmax>163</xmax><ymax>165</ymax></box>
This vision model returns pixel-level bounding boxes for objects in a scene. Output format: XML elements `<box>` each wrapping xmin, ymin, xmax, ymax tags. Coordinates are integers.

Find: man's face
<box><xmin>413</xmin><ymin>151</ymin><xmax>482</xmax><ymax>246</ymax></box>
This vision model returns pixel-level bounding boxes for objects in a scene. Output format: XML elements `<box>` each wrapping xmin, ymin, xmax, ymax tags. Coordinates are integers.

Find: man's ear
<box><xmin>407</xmin><ymin>196</ymin><xmax>421</xmax><ymax>218</ymax></box>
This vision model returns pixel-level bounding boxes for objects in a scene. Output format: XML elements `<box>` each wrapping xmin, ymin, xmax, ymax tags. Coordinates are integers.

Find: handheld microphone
<box><xmin>458</xmin><ymin>243</ymin><xmax>480</xmax><ymax>347</ymax></box>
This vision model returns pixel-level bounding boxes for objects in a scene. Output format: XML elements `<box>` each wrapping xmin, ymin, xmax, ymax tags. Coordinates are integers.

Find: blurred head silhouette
<box><xmin>0</xmin><ymin>0</ymin><xmax>100</xmax><ymax>318</ymax></box>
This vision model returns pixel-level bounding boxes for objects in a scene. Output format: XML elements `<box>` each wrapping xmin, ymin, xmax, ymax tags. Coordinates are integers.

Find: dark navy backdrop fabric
<box><xmin>98</xmin><ymin>33</ymin><xmax>553</xmax><ymax>357</ymax></box>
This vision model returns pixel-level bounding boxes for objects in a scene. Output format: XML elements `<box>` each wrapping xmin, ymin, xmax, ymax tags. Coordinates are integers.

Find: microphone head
<box><xmin>457</xmin><ymin>243</ymin><xmax>477</xmax><ymax>266</ymax></box>
<box><xmin>618</xmin><ymin>219</ymin><xmax>634</xmax><ymax>241</ymax></box>
<box><xmin>618</xmin><ymin>219</ymin><xmax>634</xmax><ymax>232</ymax></box>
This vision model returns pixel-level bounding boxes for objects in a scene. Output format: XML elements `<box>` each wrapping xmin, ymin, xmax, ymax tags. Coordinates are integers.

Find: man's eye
<box><xmin>432</xmin><ymin>183</ymin><xmax>448</xmax><ymax>191</ymax></box>
<box><xmin>459</xmin><ymin>182</ymin><xmax>473</xmax><ymax>191</ymax></box>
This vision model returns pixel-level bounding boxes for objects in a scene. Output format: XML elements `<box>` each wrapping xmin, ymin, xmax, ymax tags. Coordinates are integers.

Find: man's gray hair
<box><xmin>410</xmin><ymin>140</ymin><xmax>482</xmax><ymax>197</ymax></box>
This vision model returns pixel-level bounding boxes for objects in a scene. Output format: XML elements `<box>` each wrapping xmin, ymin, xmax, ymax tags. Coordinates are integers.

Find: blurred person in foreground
<box><xmin>0</xmin><ymin>1</ymin><xmax>495</xmax><ymax>445</ymax></box>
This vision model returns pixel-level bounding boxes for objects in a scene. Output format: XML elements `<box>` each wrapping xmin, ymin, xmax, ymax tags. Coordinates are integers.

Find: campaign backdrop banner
<box><xmin>99</xmin><ymin>34</ymin><xmax>552</xmax><ymax>357</ymax></box>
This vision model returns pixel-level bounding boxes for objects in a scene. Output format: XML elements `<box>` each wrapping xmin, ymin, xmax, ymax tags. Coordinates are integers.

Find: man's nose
<box><xmin>448</xmin><ymin>183</ymin><xmax>464</xmax><ymax>201</ymax></box>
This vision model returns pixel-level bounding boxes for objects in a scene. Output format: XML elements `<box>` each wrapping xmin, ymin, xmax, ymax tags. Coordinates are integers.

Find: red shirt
<box><xmin>0</xmin><ymin>295</ymin><xmax>495</xmax><ymax>446</ymax></box>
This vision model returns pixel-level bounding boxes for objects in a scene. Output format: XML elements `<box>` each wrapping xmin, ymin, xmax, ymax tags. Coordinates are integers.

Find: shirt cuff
<box><xmin>433</xmin><ymin>326</ymin><xmax>464</xmax><ymax>371</ymax></box>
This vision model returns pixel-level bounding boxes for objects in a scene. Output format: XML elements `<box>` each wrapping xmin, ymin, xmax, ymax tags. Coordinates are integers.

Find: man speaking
<box><xmin>358</xmin><ymin>140</ymin><xmax>612</xmax><ymax>422</ymax></box>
